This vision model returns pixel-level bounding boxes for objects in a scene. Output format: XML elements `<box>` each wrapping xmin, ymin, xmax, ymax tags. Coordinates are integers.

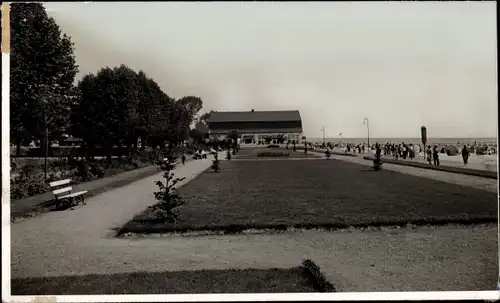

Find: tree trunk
<box><xmin>15</xmin><ymin>141</ymin><xmax>21</xmax><ymax>157</ymax></box>
<box><xmin>106</xmin><ymin>145</ymin><xmax>113</xmax><ymax>164</ymax></box>
<box><xmin>84</xmin><ymin>142</ymin><xmax>90</xmax><ymax>160</ymax></box>
<box><xmin>126</xmin><ymin>142</ymin><xmax>131</xmax><ymax>158</ymax></box>
<box><xmin>39</xmin><ymin>136</ymin><xmax>46</xmax><ymax>158</ymax></box>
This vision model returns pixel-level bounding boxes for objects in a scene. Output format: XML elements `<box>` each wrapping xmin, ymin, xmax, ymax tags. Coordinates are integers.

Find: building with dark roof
<box><xmin>208</xmin><ymin>109</ymin><xmax>303</xmax><ymax>144</ymax></box>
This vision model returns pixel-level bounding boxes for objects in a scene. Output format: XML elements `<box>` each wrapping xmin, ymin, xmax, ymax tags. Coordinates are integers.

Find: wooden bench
<box><xmin>49</xmin><ymin>179</ymin><xmax>88</xmax><ymax>210</ymax></box>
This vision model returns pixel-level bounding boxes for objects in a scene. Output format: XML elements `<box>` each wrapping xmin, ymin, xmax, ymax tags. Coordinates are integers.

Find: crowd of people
<box><xmin>308</xmin><ymin>140</ymin><xmax>496</xmax><ymax>167</ymax></box>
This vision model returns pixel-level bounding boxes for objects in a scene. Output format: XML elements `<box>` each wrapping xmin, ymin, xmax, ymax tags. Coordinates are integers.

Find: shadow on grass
<box><xmin>12</xmin><ymin>267</ymin><xmax>327</xmax><ymax>295</ymax></box>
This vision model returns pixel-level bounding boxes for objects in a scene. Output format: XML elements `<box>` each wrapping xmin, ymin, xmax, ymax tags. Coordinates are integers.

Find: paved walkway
<box><xmin>10</xmin><ymin>152</ymin><xmax>498</xmax><ymax>291</ymax></box>
<box><xmin>316</xmin><ymin>148</ymin><xmax>497</xmax><ymax>172</ymax></box>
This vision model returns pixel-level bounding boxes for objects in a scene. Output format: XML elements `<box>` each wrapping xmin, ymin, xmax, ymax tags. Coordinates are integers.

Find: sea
<box><xmin>307</xmin><ymin>137</ymin><xmax>498</xmax><ymax>147</ymax></box>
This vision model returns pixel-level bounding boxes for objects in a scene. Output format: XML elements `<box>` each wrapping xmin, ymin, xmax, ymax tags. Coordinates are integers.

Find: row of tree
<box><xmin>10</xmin><ymin>3</ymin><xmax>207</xmax><ymax>160</ymax></box>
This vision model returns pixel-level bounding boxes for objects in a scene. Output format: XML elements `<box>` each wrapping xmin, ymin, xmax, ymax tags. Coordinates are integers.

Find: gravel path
<box><xmin>10</xmin><ymin>152</ymin><xmax>498</xmax><ymax>291</ymax></box>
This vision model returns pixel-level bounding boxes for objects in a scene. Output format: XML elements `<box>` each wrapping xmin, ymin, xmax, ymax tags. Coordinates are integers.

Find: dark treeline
<box><xmin>10</xmin><ymin>3</ymin><xmax>208</xmax><ymax>161</ymax></box>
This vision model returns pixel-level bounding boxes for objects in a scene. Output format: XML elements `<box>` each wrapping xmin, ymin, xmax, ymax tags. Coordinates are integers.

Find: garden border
<box><xmin>11</xmin><ymin>157</ymin><xmax>192</xmax><ymax>222</ymax></box>
<box><xmin>117</xmin><ymin>217</ymin><xmax>497</xmax><ymax>237</ymax></box>
<box><xmin>311</xmin><ymin>149</ymin><xmax>357</xmax><ymax>157</ymax></box>
<box><xmin>363</xmin><ymin>156</ymin><xmax>497</xmax><ymax>179</ymax></box>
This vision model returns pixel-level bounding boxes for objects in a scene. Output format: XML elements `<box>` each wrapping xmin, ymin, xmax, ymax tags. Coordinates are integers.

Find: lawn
<box><xmin>11</xmin><ymin>268</ymin><xmax>317</xmax><ymax>295</ymax></box>
<box><xmin>122</xmin><ymin>159</ymin><xmax>497</xmax><ymax>234</ymax></box>
<box><xmin>233</xmin><ymin>148</ymin><xmax>321</xmax><ymax>159</ymax></box>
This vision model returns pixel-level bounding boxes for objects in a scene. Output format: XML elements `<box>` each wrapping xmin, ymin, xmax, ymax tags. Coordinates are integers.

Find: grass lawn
<box><xmin>233</xmin><ymin>148</ymin><xmax>321</xmax><ymax>159</ymax></box>
<box><xmin>11</xmin><ymin>268</ymin><xmax>317</xmax><ymax>295</ymax></box>
<box><xmin>123</xmin><ymin>159</ymin><xmax>497</xmax><ymax>234</ymax></box>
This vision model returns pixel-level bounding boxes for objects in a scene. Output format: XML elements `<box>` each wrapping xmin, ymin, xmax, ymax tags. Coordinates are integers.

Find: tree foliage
<box><xmin>72</xmin><ymin>66</ymin><xmax>205</xmax><ymax>159</ymax></box>
<box><xmin>11</xmin><ymin>3</ymin><xmax>206</xmax><ymax>161</ymax></box>
<box><xmin>153</xmin><ymin>155</ymin><xmax>186</xmax><ymax>223</ymax></box>
<box><xmin>373</xmin><ymin>143</ymin><xmax>383</xmax><ymax>171</ymax></box>
<box><xmin>11</xmin><ymin>3</ymin><xmax>79</xmax><ymax>156</ymax></box>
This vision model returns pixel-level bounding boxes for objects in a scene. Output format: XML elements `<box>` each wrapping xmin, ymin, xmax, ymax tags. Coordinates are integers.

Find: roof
<box><xmin>208</xmin><ymin>110</ymin><xmax>301</xmax><ymax>123</ymax></box>
<box><xmin>209</xmin><ymin>127</ymin><xmax>303</xmax><ymax>134</ymax></box>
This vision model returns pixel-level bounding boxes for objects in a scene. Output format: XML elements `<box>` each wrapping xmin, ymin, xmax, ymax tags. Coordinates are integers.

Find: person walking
<box><xmin>461</xmin><ymin>145</ymin><xmax>470</xmax><ymax>166</ymax></box>
<box><xmin>426</xmin><ymin>145</ymin><xmax>432</xmax><ymax>165</ymax></box>
<box><xmin>181</xmin><ymin>153</ymin><xmax>186</xmax><ymax>165</ymax></box>
<box><xmin>432</xmin><ymin>145</ymin><xmax>440</xmax><ymax>166</ymax></box>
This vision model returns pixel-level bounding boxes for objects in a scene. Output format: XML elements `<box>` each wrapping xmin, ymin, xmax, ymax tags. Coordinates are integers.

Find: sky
<box><xmin>44</xmin><ymin>2</ymin><xmax>497</xmax><ymax>138</ymax></box>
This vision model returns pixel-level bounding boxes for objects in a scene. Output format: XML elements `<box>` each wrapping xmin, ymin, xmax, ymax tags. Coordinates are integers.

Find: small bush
<box><xmin>211</xmin><ymin>159</ymin><xmax>220</xmax><ymax>172</ymax></box>
<box><xmin>257</xmin><ymin>152</ymin><xmax>290</xmax><ymax>157</ymax></box>
<box><xmin>90</xmin><ymin>163</ymin><xmax>105</xmax><ymax>178</ymax></box>
<box><xmin>11</xmin><ymin>158</ymin><xmax>18</xmax><ymax>171</ymax></box>
<box><xmin>75</xmin><ymin>159</ymin><xmax>93</xmax><ymax>181</ymax></box>
<box><xmin>373</xmin><ymin>145</ymin><xmax>382</xmax><ymax>171</ymax></box>
<box><xmin>301</xmin><ymin>259</ymin><xmax>336</xmax><ymax>292</ymax></box>
<box><xmin>11</xmin><ymin>166</ymin><xmax>50</xmax><ymax>200</ymax></box>
<box><xmin>152</xmin><ymin>155</ymin><xmax>186</xmax><ymax>223</ymax></box>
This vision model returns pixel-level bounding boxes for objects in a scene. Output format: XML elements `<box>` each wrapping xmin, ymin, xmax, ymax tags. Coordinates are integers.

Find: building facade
<box><xmin>208</xmin><ymin>109</ymin><xmax>304</xmax><ymax>145</ymax></box>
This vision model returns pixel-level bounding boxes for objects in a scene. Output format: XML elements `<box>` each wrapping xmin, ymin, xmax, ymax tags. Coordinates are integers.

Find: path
<box><xmin>10</xmin><ymin>152</ymin><xmax>498</xmax><ymax>291</ymax></box>
<box><xmin>317</xmin><ymin>147</ymin><xmax>497</xmax><ymax>172</ymax></box>
<box><xmin>379</xmin><ymin>153</ymin><xmax>498</xmax><ymax>172</ymax></box>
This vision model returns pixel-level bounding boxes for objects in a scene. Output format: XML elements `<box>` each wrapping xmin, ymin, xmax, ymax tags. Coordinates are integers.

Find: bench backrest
<box><xmin>49</xmin><ymin>179</ymin><xmax>73</xmax><ymax>199</ymax></box>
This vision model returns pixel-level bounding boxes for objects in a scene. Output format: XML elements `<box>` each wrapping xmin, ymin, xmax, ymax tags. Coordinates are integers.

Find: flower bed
<box><xmin>257</xmin><ymin>152</ymin><xmax>290</xmax><ymax>157</ymax></box>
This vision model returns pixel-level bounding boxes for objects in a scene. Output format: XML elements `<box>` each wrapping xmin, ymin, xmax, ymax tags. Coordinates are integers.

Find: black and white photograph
<box><xmin>2</xmin><ymin>1</ymin><xmax>499</xmax><ymax>300</ymax></box>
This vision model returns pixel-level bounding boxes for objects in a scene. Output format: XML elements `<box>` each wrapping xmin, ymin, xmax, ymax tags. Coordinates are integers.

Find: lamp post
<box><xmin>363</xmin><ymin>118</ymin><xmax>370</xmax><ymax>149</ymax></box>
<box><xmin>40</xmin><ymin>84</ymin><xmax>58</xmax><ymax>183</ymax></box>
<box><xmin>320</xmin><ymin>126</ymin><xmax>326</xmax><ymax>146</ymax></box>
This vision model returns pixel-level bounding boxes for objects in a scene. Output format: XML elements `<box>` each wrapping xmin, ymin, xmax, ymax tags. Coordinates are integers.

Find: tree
<box><xmin>177</xmin><ymin>96</ymin><xmax>203</xmax><ymax>126</ymax></box>
<box><xmin>135</xmin><ymin>71</ymin><xmax>168</xmax><ymax>150</ymax></box>
<box><xmin>72</xmin><ymin>65</ymin><xmax>140</xmax><ymax>161</ymax></box>
<box><xmin>11</xmin><ymin>3</ymin><xmax>78</xmax><ymax>156</ymax></box>
<box><xmin>153</xmin><ymin>154</ymin><xmax>186</xmax><ymax>223</ymax></box>
<box><xmin>167</xmin><ymin>96</ymin><xmax>203</xmax><ymax>145</ymax></box>
<box><xmin>194</xmin><ymin>111</ymin><xmax>211</xmax><ymax>136</ymax></box>
<box><xmin>373</xmin><ymin>143</ymin><xmax>383</xmax><ymax>171</ymax></box>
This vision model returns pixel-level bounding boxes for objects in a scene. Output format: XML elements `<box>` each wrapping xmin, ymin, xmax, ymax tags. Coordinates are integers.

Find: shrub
<box><xmin>11</xmin><ymin>166</ymin><xmax>50</xmax><ymax>200</ymax></box>
<box><xmin>373</xmin><ymin>144</ymin><xmax>382</xmax><ymax>171</ymax></box>
<box><xmin>211</xmin><ymin>159</ymin><xmax>220</xmax><ymax>172</ymax></box>
<box><xmin>257</xmin><ymin>152</ymin><xmax>290</xmax><ymax>157</ymax></box>
<box><xmin>126</xmin><ymin>156</ymin><xmax>141</xmax><ymax>170</ymax></box>
<box><xmin>301</xmin><ymin>259</ymin><xmax>336</xmax><ymax>292</ymax></box>
<box><xmin>90</xmin><ymin>163</ymin><xmax>105</xmax><ymax>178</ymax></box>
<box><xmin>152</xmin><ymin>155</ymin><xmax>186</xmax><ymax>223</ymax></box>
<box><xmin>74</xmin><ymin>159</ymin><xmax>93</xmax><ymax>181</ymax></box>
<box><xmin>11</xmin><ymin>158</ymin><xmax>18</xmax><ymax>171</ymax></box>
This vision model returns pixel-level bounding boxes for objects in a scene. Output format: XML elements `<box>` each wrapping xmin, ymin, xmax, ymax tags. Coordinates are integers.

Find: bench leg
<box><xmin>75</xmin><ymin>195</ymin><xmax>86</xmax><ymax>205</ymax></box>
<box><xmin>69</xmin><ymin>198</ymin><xmax>75</xmax><ymax>210</ymax></box>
